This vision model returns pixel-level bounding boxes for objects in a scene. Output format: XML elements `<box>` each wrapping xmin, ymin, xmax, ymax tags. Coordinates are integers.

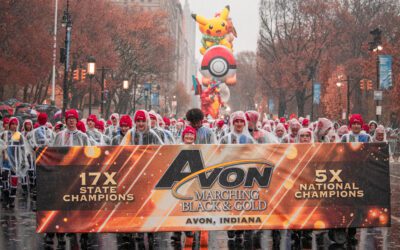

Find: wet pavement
<box><xmin>1</xmin><ymin>163</ymin><xmax>399</xmax><ymax>250</ymax></box>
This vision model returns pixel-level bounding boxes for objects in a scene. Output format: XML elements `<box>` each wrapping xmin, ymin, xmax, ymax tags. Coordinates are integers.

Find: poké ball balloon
<box><xmin>200</xmin><ymin>45</ymin><xmax>237</xmax><ymax>86</ymax></box>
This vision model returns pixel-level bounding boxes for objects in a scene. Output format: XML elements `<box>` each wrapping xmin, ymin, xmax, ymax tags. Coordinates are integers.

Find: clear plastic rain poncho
<box><xmin>194</xmin><ymin>123</ymin><xmax>217</xmax><ymax>145</ymax></box>
<box><xmin>87</xmin><ymin>128</ymin><xmax>111</xmax><ymax>146</ymax></box>
<box><xmin>156</xmin><ymin>114</ymin><xmax>176</xmax><ymax>144</ymax></box>
<box><xmin>0</xmin><ymin>118</ymin><xmax>29</xmax><ymax>177</ymax></box>
<box><xmin>121</xmin><ymin>110</ymin><xmax>163</xmax><ymax>145</ymax></box>
<box><xmin>22</xmin><ymin>119</ymin><xmax>33</xmax><ymax>138</ymax></box>
<box><xmin>27</xmin><ymin>123</ymin><xmax>55</xmax><ymax>147</ymax></box>
<box><xmin>86</xmin><ymin>118</ymin><xmax>111</xmax><ymax>146</ymax></box>
<box><xmin>282</xmin><ymin>119</ymin><xmax>301</xmax><ymax>143</ymax></box>
<box><xmin>53</xmin><ymin>120</ymin><xmax>92</xmax><ymax>146</ymax></box>
<box><xmin>337</xmin><ymin>125</ymin><xmax>349</xmax><ymax>139</ymax></box>
<box><xmin>273</xmin><ymin>123</ymin><xmax>287</xmax><ymax>143</ymax></box>
<box><xmin>314</xmin><ymin>118</ymin><xmax>333</xmax><ymax>143</ymax></box>
<box><xmin>148</xmin><ymin>111</ymin><xmax>167</xmax><ymax>143</ymax></box>
<box><xmin>326</xmin><ymin>129</ymin><xmax>340</xmax><ymax>142</ymax></box>
<box><xmin>219</xmin><ymin>111</ymin><xmax>256</xmax><ymax>144</ymax></box>
<box><xmin>246</xmin><ymin>110</ymin><xmax>277</xmax><ymax>144</ymax></box>
<box><xmin>105</xmin><ymin>113</ymin><xmax>120</xmax><ymax>139</ymax></box>
<box><xmin>372</xmin><ymin>125</ymin><xmax>387</xmax><ymax>142</ymax></box>
<box><xmin>368</xmin><ymin>120</ymin><xmax>378</xmax><ymax>136</ymax></box>
<box><xmin>297</xmin><ymin>128</ymin><xmax>315</xmax><ymax>143</ymax></box>
<box><xmin>174</xmin><ymin>122</ymin><xmax>185</xmax><ymax>143</ymax></box>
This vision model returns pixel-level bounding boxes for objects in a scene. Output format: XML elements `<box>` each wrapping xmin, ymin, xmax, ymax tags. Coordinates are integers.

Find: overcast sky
<box><xmin>180</xmin><ymin>0</ymin><xmax>260</xmax><ymax>58</ymax></box>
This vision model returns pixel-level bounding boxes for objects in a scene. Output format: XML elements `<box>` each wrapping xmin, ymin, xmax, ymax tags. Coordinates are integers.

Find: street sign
<box><xmin>374</xmin><ymin>91</ymin><xmax>383</xmax><ymax>101</ymax></box>
<box><xmin>376</xmin><ymin>106</ymin><xmax>382</xmax><ymax>115</ymax></box>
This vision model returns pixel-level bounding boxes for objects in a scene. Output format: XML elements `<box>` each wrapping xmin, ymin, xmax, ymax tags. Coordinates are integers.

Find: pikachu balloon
<box><xmin>192</xmin><ymin>5</ymin><xmax>234</xmax><ymax>55</ymax></box>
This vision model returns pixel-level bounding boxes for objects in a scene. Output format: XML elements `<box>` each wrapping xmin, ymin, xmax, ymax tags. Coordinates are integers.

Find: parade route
<box><xmin>1</xmin><ymin>162</ymin><xmax>399</xmax><ymax>250</ymax></box>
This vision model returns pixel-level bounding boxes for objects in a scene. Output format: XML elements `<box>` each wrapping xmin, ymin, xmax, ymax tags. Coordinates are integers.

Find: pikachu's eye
<box><xmin>221</xmin><ymin>22</ymin><xmax>225</xmax><ymax>27</ymax></box>
<box><xmin>209</xmin><ymin>25</ymin><xmax>213</xmax><ymax>30</ymax></box>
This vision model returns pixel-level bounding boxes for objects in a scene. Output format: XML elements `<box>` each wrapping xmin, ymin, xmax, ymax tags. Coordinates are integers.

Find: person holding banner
<box><xmin>219</xmin><ymin>111</ymin><xmax>255</xmax><ymax>241</ymax></box>
<box><xmin>50</xmin><ymin>109</ymin><xmax>92</xmax><ymax>245</ymax></box>
<box><xmin>337</xmin><ymin>125</ymin><xmax>349</xmax><ymax>140</ymax></box>
<box><xmin>341</xmin><ymin>114</ymin><xmax>371</xmax><ymax>143</ymax></box>
<box><xmin>156</xmin><ymin>113</ymin><xmax>176</xmax><ymax>144</ymax></box>
<box><xmin>119</xmin><ymin>110</ymin><xmax>163</xmax><ymax>245</ymax></box>
<box><xmin>86</xmin><ymin>114</ymin><xmax>111</xmax><ymax>146</ymax></box>
<box><xmin>148</xmin><ymin>111</ymin><xmax>166</xmax><ymax>143</ymax></box>
<box><xmin>111</xmin><ymin>115</ymin><xmax>132</xmax><ymax>145</ymax></box>
<box><xmin>186</xmin><ymin>108</ymin><xmax>217</xmax><ymax>144</ymax></box>
<box><xmin>368</xmin><ymin>120</ymin><xmax>378</xmax><ymax>136</ymax></box>
<box><xmin>372</xmin><ymin>125</ymin><xmax>387</xmax><ymax>143</ymax></box>
<box><xmin>219</xmin><ymin>111</ymin><xmax>255</xmax><ymax>145</ymax></box>
<box><xmin>105</xmin><ymin>113</ymin><xmax>120</xmax><ymax>139</ymax></box>
<box><xmin>314</xmin><ymin>118</ymin><xmax>334</xmax><ymax>143</ymax></box>
<box><xmin>26</xmin><ymin>113</ymin><xmax>55</xmax><ymax>211</ymax></box>
<box><xmin>245</xmin><ymin>110</ymin><xmax>277</xmax><ymax>144</ymax></box>
<box><xmin>120</xmin><ymin>110</ymin><xmax>163</xmax><ymax>146</ymax></box>
<box><xmin>53</xmin><ymin>110</ymin><xmax>91</xmax><ymax>147</ymax></box>
<box><xmin>298</xmin><ymin>128</ymin><xmax>314</xmax><ymax>143</ymax></box>
<box><xmin>273</xmin><ymin>123</ymin><xmax>287</xmax><ymax>143</ymax></box>
<box><xmin>282</xmin><ymin>119</ymin><xmax>301</xmax><ymax>143</ymax></box>
<box><xmin>182</xmin><ymin>126</ymin><xmax>196</xmax><ymax>144</ymax></box>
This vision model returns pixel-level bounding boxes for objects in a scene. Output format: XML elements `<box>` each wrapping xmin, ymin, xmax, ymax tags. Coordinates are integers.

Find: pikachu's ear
<box><xmin>192</xmin><ymin>14</ymin><xmax>209</xmax><ymax>26</ymax></box>
<box><xmin>220</xmin><ymin>5</ymin><xmax>230</xmax><ymax>20</ymax></box>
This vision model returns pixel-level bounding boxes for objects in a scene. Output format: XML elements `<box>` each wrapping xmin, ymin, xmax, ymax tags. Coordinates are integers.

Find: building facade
<box><xmin>110</xmin><ymin>0</ymin><xmax>197</xmax><ymax>92</ymax></box>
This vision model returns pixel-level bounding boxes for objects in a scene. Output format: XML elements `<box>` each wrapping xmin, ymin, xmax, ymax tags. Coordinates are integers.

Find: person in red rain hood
<box><xmin>2</xmin><ymin>117</ymin><xmax>10</xmax><ymax>131</ymax></box>
<box><xmin>105</xmin><ymin>113</ymin><xmax>120</xmax><ymax>138</ymax></box>
<box><xmin>362</xmin><ymin>124</ymin><xmax>370</xmax><ymax>134</ymax></box>
<box><xmin>341</xmin><ymin>114</ymin><xmax>371</xmax><ymax>143</ymax></box>
<box><xmin>1</xmin><ymin>117</ymin><xmax>29</xmax><ymax>209</ymax></box>
<box><xmin>76</xmin><ymin>120</ymin><xmax>87</xmax><ymax>133</ymax></box>
<box><xmin>120</xmin><ymin>110</ymin><xmax>163</xmax><ymax>145</ymax></box>
<box><xmin>50</xmin><ymin>109</ymin><xmax>91</xmax><ymax>244</ymax></box>
<box><xmin>302</xmin><ymin>118</ymin><xmax>310</xmax><ymax>128</ymax></box>
<box><xmin>111</xmin><ymin>115</ymin><xmax>132</xmax><ymax>145</ymax></box>
<box><xmin>86</xmin><ymin>115</ymin><xmax>110</xmax><ymax>145</ymax></box>
<box><xmin>95</xmin><ymin>120</ymin><xmax>105</xmax><ymax>133</ymax></box>
<box><xmin>182</xmin><ymin>126</ymin><xmax>196</xmax><ymax>144</ymax></box>
<box><xmin>214</xmin><ymin>119</ymin><xmax>226</xmax><ymax>140</ymax></box>
<box><xmin>53</xmin><ymin>109</ymin><xmax>91</xmax><ymax>146</ymax></box>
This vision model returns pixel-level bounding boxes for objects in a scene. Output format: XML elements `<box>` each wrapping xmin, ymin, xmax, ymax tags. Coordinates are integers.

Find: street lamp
<box><xmin>369</xmin><ymin>28</ymin><xmax>383</xmax><ymax>122</ymax></box>
<box><xmin>133</xmin><ymin>71</ymin><xmax>139</xmax><ymax>114</ymax></box>
<box><xmin>123</xmin><ymin>80</ymin><xmax>129</xmax><ymax>90</ymax></box>
<box><xmin>87</xmin><ymin>56</ymin><xmax>96</xmax><ymax>115</ymax></box>
<box><xmin>61</xmin><ymin>0</ymin><xmax>72</xmax><ymax>119</ymax></box>
<box><xmin>336</xmin><ymin>74</ymin><xmax>351</xmax><ymax>123</ymax></box>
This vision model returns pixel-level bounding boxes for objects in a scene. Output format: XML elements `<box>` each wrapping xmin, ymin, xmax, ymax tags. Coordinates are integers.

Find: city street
<box><xmin>1</xmin><ymin>162</ymin><xmax>399</xmax><ymax>250</ymax></box>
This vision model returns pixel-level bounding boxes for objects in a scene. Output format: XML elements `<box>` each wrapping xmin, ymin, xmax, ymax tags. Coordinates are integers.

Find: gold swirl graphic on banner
<box><xmin>171</xmin><ymin>160</ymin><xmax>273</xmax><ymax>200</ymax></box>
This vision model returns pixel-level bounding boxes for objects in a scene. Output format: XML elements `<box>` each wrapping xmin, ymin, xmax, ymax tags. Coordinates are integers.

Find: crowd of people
<box><xmin>0</xmin><ymin>107</ymin><xmax>398</xmax><ymax>245</ymax></box>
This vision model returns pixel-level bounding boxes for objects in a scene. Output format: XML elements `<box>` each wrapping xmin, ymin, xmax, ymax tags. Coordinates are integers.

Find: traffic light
<box><xmin>81</xmin><ymin>69</ymin><xmax>87</xmax><ymax>81</ymax></box>
<box><xmin>360</xmin><ymin>80</ymin><xmax>365</xmax><ymax>90</ymax></box>
<box><xmin>73</xmin><ymin>69</ymin><xmax>79</xmax><ymax>80</ymax></box>
<box><xmin>369</xmin><ymin>28</ymin><xmax>383</xmax><ymax>51</ymax></box>
<box><xmin>367</xmin><ymin>80</ymin><xmax>373</xmax><ymax>91</ymax></box>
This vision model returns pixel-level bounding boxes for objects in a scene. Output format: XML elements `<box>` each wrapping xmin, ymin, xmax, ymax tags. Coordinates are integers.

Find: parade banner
<box><xmin>313</xmin><ymin>83</ymin><xmax>321</xmax><ymax>104</ymax></box>
<box><xmin>36</xmin><ymin>143</ymin><xmax>390</xmax><ymax>233</ymax></box>
<box><xmin>379</xmin><ymin>55</ymin><xmax>392</xmax><ymax>90</ymax></box>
